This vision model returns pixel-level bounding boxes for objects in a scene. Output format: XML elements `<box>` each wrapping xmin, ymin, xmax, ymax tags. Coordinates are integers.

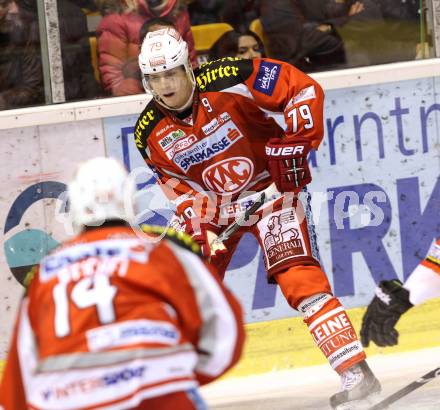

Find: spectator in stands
<box><xmin>77</xmin><ymin>0</ymin><xmax>98</xmax><ymax>11</ymax></box>
<box><xmin>327</xmin><ymin>0</ymin><xmax>385</xmax><ymax>67</ymax></box>
<box><xmin>371</xmin><ymin>0</ymin><xmax>421</xmax><ymax>63</ymax></box>
<box><xmin>97</xmin><ymin>0</ymin><xmax>196</xmax><ymax>96</ymax></box>
<box><xmin>95</xmin><ymin>0</ymin><xmax>121</xmax><ymax>15</ymax></box>
<box><xmin>258</xmin><ymin>0</ymin><xmax>336</xmax><ymax>71</ymax></box>
<box><xmin>198</xmin><ymin>0</ymin><xmax>258</xmax><ymax>32</ymax></box>
<box><xmin>0</xmin><ymin>0</ymin><xmax>100</xmax><ymax>109</ymax></box>
<box><xmin>185</xmin><ymin>0</ymin><xmax>228</xmax><ymax>26</ymax></box>
<box><xmin>208</xmin><ymin>29</ymin><xmax>265</xmax><ymax>60</ymax></box>
<box><xmin>0</xmin><ymin>0</ymin><xmax>43</xmax><ymax>109</ymax></box>
<box><xmin>257</xmin><ymin>0</ymin><xmax>386</xmax><ymax>71</ymax></box>
<box><xmin>56</xmin><ymin>0</ymin><xmax>101</xmax><ymax>100</ymax></box>
<box><xmin>20</xmin><ymin>0</ymin><xmax>100</xmax><ymax>101</ymax></box>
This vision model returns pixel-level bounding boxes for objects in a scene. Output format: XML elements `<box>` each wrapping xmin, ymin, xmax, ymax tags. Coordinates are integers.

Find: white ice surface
<box><xmin>201</xmin><ymin>347</ymin><xmax>440</xmax><ymax>410</ymax></box>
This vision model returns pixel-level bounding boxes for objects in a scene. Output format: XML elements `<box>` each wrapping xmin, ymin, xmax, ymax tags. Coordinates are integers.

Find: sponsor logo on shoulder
<box><xmin>173</xmin><ymin>120</ymin><xmax>244</xmax><ymax>172</ymax></box>
<box><xmin>196</xmin><ymin>58</ymin><xmax>241</xmax><ymax>91</ymax></box>
<box><xmin>253</xmin><ymin>61</ymin><xmax>281</xmax><ymax>96</ymax></box>
<box><xmin>159</xmin><ymin>128</ymin><xmax>186</xmax><ymax>150</ymax></box>
<box><xmin>135</xmin><ymin>109</ymin><xmax>155</xmax><ymax>146</ymax></box>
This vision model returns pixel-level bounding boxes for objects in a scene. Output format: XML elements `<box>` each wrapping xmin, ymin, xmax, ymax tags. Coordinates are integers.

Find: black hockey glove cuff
<box><xmin>360</xmin><ymin>279</ymin><xmax>413</xmax><ymax>348</ymax></box>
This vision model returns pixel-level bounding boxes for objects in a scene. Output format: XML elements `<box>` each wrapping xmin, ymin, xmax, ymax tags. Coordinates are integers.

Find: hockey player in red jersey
<box><xmin>361</xmin><ymin>238</ymin><xmax>440</xmax><ymax>347</ymax></box>
<box><xmin>0</xmin><ymin>157</ymin><xmax>244</xmax><ymax>410</ymax></box>
<box><xmin>134</xmin><ymin>27</ymin><xmax>381</xmax><ymax>409</ymax></box>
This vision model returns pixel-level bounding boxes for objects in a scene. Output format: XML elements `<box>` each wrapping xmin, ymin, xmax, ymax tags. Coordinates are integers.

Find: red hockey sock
<box><xmin>298</xmin><ymin>294</ymin><xmax>366</xmax><ymax>374</ymax></box>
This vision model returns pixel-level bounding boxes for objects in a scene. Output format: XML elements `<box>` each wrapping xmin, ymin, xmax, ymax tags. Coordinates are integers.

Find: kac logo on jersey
<box><xmin>202</xmin><ymin>157</ymin><xmax>254</xmax><ymax>194</ymax></box>
<box><xmin>253</xmin><ymin>61</ymin><xmax>281</xmax><ymax>96</ymax></box>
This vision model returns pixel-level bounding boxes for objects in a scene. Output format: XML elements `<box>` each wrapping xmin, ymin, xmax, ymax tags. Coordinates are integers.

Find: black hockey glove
<box><xmin>360</xmin><ymin>279</ymin><xmax>413</xmax><ymax>347</ymax></box>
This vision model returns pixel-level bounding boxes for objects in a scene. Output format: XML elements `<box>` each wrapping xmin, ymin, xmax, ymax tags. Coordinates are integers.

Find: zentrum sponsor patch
<box><xmin>173</xmin><ymin>120</ymin><xmax>244</xmax><ymax>172</ymax></box>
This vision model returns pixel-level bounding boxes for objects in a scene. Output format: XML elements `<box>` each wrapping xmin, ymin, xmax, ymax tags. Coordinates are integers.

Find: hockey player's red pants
<box><xmin>212</xmin><ymin>194</ymin><xmax>366</xmax><ymax>374</ymax></box>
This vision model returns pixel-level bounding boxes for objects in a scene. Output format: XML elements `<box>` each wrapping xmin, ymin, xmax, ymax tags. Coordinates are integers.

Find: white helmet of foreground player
<box><xmin>138</xmin><ymin>27</ymin><xmax>196</xmax><ymax>111</ymax></box>
<box><xmin>68</xmin><ymin>157</ymin><xmax>136</xmax><ymax>232</ymax></box>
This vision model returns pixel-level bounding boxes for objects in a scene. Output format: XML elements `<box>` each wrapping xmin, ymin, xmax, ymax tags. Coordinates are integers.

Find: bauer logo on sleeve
<box><xmin>253</xmin><ymin>61</ymin><xmax>281</xmax><ymax>96</ymax></box>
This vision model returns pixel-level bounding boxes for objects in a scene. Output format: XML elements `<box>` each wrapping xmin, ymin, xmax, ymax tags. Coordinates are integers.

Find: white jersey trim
<box><xmin>99</xmin><ymin>381</ymin><xmax>198</xmax><ymax>410</ymax></box>
<box><xmin>17</xmin><ymin>298</ymin><xmax>39</xmax><ymax>401</ymax></box>
<box><xmin>220</xmin><ymin>83</ymin><xmax>255</xmax><ymax>100</ymax></box>
<box><xmin>27</xmin><ymin>352</ymin><xmax>198</xmax><ymax>409</ymax></box>
<box><xmin>220</xmin><ymin>82</ymin><xmax>288</xmax><ymax>130</ymax></box>
<box><xmin>37</xmin><ymin>344</ymin><xmax>194</xmax><ymax>372</ymax></box>
<box><xmin>260</xmin><ymin>108</ymin><xmax>288</xmax><ymax>131</ymax></box>
<box><xmin>169</xmin><ymin>243</ymin><xmax>238</xmax><ymax>377</ymax></box>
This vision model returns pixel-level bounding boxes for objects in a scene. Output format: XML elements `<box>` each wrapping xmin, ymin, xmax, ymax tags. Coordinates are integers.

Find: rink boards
<box><xmin>1</xmin><ymin>298</ymin><xmax>439</xmax><ymax>380</ymax></box>
<box><xmin>226</xmin><ymin>298</ymin><xmax>440</xmax><ymax>378</ymax></box>
<box><xmin>0</xmin><ymin>60</ymin><xmax>439</xmax><ymax>368</ymax></box>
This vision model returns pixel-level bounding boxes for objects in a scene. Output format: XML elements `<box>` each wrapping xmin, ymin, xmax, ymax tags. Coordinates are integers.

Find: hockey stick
<box><xmin>209</xmin><ymin>191</ymin><xmax>267</xmax><ymax>254</ymax></box>
<box><xmin>367</xmin><ymin>367</ymin><xmax>440</xmax><ymax>410</ymax></box>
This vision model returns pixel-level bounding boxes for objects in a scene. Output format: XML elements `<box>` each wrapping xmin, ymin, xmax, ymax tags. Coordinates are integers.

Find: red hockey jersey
<box><xmin>0</xmin><ymin>226</ymin><xmax>244</xmax><ymax>410</ymax></box>
<box><xmin>134</xmin><ymin>57</ymin><xmax>324</xmax><ymax>224</ymax></box>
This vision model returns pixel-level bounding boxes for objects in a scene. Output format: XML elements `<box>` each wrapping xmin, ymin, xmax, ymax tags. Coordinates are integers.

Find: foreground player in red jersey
<box><xmin>0</xmin><ymin>157</ymin><xmax>244</xmax><ymax>410</ymax></box>
<box><xmin>134</xmin><ymin>27</ymin><xmax>381</xmax><ymax>409</ymax></box>
<box><xmin>361</xmin><ymin>239</ymin><xmax>440</xmax><ymax>347</ymax></box>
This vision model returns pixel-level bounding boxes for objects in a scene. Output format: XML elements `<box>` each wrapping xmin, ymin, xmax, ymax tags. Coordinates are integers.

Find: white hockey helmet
<box><xmin>68</xmin><ymin>157</ymin><xmax>136</xmax><ymax>231</ymax></box>
<box><xmin>138</xmin><ymin>27</ymin><xmax>195</xmax><ymax>110</ymax></box>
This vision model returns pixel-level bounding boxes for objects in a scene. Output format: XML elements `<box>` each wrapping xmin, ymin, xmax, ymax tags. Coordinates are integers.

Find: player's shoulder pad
<box><xmin>134</xmin><ymin>100</ymin><xmax>165</xmax><ymax>150</ymax></box>
<box><xmin>195</xmin><ymin>57</ymin><xmax>254</xmax><ymax>93</ymax></box>
<box><xmin>140</xmin><ymin>225</ymin><xmax>202</xmax><ymax>256</ymax></box>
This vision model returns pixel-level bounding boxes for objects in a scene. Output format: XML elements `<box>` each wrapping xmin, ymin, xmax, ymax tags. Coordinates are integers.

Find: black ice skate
<box><xmin>330</xmin><ymin>361</ymin><xmax>382</xmax><ymax>410</ymax></box>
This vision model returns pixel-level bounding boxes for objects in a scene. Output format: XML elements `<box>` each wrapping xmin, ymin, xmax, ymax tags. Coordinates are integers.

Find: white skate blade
<box><xmin>334</xmin><ymin>392</ymin><xmax>383</xmax><ymax>410</ymax></box>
